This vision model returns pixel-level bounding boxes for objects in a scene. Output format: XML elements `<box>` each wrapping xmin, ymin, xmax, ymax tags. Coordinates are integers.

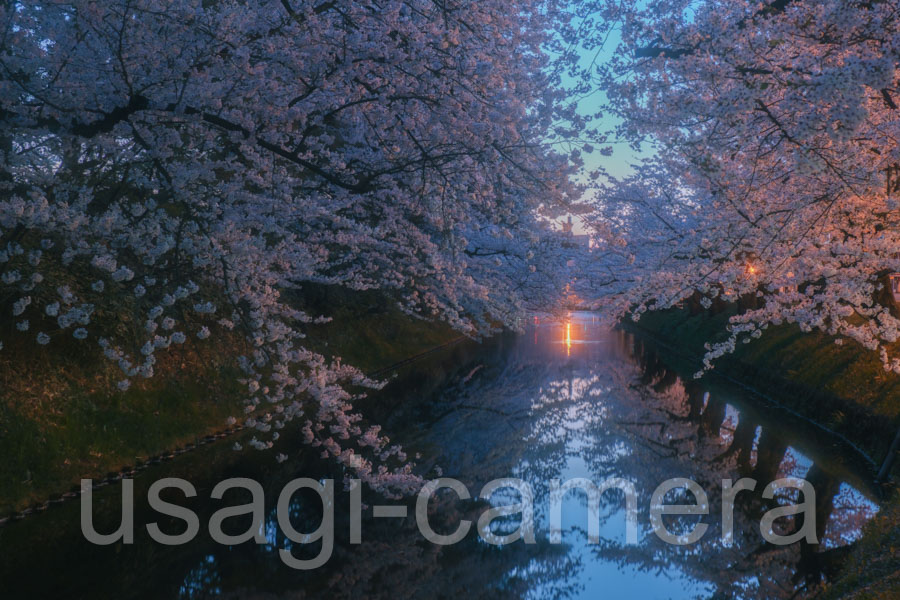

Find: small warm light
<box><xmin>747</xmin><ymin>264</ymin><xmax>757</xmax><ymax>275</ymax></box>
<box><xmin>565</xmin><ymin>321</ymin><xmax>572</xmax><ymax>355</ymax></box>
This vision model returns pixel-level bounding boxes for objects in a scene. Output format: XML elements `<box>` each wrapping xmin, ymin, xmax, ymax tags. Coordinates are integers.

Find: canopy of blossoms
<box><xmin>571</xmin><ymin>0</ymin><xmax>900</xmax><ymax>374</ymax></box>
<box><xmin>0</xmin><ymin>0</ymin><xmax>585</xmax><ymax>495</ymax></box>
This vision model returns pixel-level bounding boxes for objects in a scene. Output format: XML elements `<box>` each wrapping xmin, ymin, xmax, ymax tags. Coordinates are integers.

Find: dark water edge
<box><xmin>0</xmin><ymin>316</ymin><xmax>883</xmax><ymax>599</ymax></box>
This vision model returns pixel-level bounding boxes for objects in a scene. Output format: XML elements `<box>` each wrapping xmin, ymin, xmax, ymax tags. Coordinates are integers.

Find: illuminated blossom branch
<box><xmin>569</xmin><ymin>0</ymin><xmax>900</xmax><ymax>374</ymax></box>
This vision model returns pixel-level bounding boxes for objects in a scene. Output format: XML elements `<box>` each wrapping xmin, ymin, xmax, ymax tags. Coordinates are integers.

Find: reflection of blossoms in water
<box><xmin>778</xmin><ymin>447</ymin><xmax>813</xmax><ymax>480</ymax></box>
<box><xmin>9</xmin><ymin>322</ymin><xmax>879</xmax><ymax>600</ymax></box>
<box><xmin>508</xmin><ymin>327</ymin><xmax>880</xmax><ymax>599</ymax></box>
<box><xmin>821</xmin><ymin>484</ymin><xmax>879</xmax><ymax>549</ymax></box>
<box><xmin>177</xmin><ymin>555</ymin><xmax>221</xmax><ymax>600</ymax></box>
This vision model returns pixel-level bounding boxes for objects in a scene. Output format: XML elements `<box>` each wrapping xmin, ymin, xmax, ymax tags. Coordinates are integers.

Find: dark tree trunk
<box><xmin>699</xmin><ymin>393</ymin><xmax>727</xmax><ymax>440</ymax></box>
<box><xmin>754</xmin><ymin>429</ymin><xmax>788</xmax><ymax>484</ymax></box>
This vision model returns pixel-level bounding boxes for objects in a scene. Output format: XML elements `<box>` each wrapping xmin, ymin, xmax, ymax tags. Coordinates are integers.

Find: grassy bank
<box><xmin>0</xmin><ymin>287</ymin><xmax>458</xmax><ymax>514</ymax></box>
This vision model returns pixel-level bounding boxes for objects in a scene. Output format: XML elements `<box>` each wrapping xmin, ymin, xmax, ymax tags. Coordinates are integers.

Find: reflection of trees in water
<box><xmin>162</xmin><ymin>488</ymin><xmax>583</xmax><ymax>600</ymax></box>
<box><xmin>173</xmin><ymin>327</ymin><xmax>877</xmax><ymax>600</ymax></box>
<box><xmin>370</xmin><ymin>326</ymin><xmax>878</xmax><ymax>599</ymax></box>
<box><xmin>9</xmin><ymin>324</ymin><xmax>875</xmax><ymax>600</ymax></box>
<box><xmin>207</xmin><ymin>499</ymin><xmax>583</xmax><ymax>600</ymax></box>
<box><xmin>579</xmin><ymin>334</ymin><xmax>877</xmax><ymax>599</ymax></box>
<box><xmin>172</xmin><ymin>339</ymin><xmax>589</xmax><ymax>600</ymax></box>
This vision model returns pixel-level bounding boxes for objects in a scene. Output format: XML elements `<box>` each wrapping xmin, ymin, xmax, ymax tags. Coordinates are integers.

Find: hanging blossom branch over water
<box><xmin>568</xmin><ymin>0</ymin><xmax>900</xmax><ymax>375</ymax></box>
<box><xmin>0</xmin><ymin>0</ymin><xmax>586</xmax><ymax>496</ymax></box>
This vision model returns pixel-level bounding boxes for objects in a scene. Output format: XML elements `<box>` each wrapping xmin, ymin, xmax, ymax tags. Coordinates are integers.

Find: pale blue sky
<box><xmin>553</xmin><ymin>15</ymin><xmax>655</xmax><ymax>234</ymax></box>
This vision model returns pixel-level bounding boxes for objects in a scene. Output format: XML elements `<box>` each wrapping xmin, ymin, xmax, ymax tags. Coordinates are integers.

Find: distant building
<box><xmin>561</xmin><ymin>216</ymin><xmax>591</xmax><ymax>250</ymax></box>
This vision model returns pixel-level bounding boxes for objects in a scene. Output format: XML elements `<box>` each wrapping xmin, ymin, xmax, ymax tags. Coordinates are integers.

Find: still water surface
<box><xmin>0</xmin><ymin>313</ymin><xmax>880</xmax><ymax>599</ymax></box>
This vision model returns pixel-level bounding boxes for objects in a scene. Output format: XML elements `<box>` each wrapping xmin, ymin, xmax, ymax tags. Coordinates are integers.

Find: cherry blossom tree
<box><xmin>570</xmin><ymin>0</ymin><xmax>900</xmax><ymax>374</ymax></box>
<box><xmin>0</xmin><ymin>0</ymin><xmax>582</xmax><ymax>494</ymax></box>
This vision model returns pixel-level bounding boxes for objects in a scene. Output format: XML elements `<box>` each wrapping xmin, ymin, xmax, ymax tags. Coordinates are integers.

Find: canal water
<box><xmin>0</xmin><ymin>313</ymin><xmax>880</xmax><ymax>599</ymax></box>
